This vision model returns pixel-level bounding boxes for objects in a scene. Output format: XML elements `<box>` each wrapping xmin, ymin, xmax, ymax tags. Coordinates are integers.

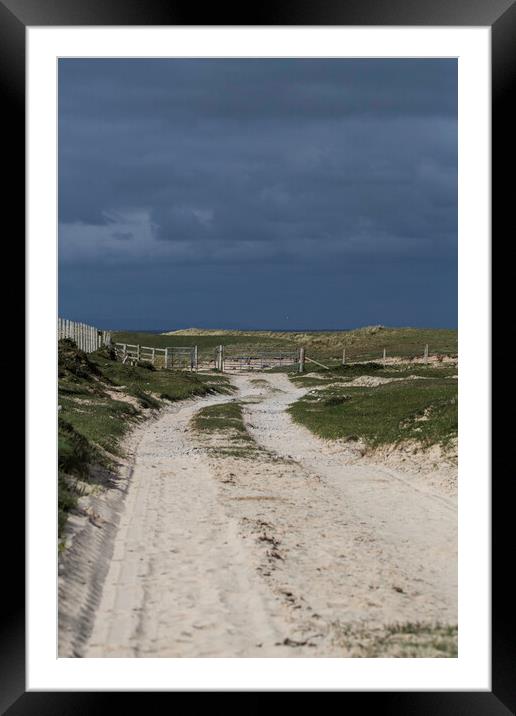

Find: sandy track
<box><xmin>79</xmin><ymin>373</ymin><xmax>456</xmax><ymax>658</ymax></box>
<box><xmin>235</xmin><ymin>375</ymin><xmax>456</xmax><ymax>629</ymax></box>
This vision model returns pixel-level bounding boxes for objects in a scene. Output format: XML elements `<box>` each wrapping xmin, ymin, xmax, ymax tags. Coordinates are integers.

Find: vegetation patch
<box><xmin>58</xmin><ymin>339</ymin><xmax>231</xmax><ymax>537</ymax></box>
<box><xmin>154</xmin><ymin>326</ymin><xmax>457</xmax><ymax>361</ymax></box>
<box><xmin>289</xmin><ymin>376</ymin><xmax>457</xmax><ymax>448</ymax></box>
<box><xmin>323</xmin><ymin>395</ymin><xmax>352</xmax><ymax>407</ymax></box>
<box><xmin>331</xmin><ymin>622</ymin><xmax>457</xmax><ymax>658</ymax></box>
<box><xmin>191</xmin><ymin>401</ymin><xmax>271</xmax><ymax>460</ymax></box>
<box><xmin>114</xmin><ymin>326</ymin><xmax>457</xmax><ymax>364</ymax></box>
<box><xmin>192</xmin><ymin>401</ymin><xmax>250</xmax><ymax>436</ymax></box>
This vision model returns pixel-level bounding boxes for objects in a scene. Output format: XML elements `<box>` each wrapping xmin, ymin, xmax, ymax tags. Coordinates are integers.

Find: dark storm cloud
<box><xmin>58</xmin><ymin>59</ymin><xmax>457</xmax><ymax>329</ymax></box>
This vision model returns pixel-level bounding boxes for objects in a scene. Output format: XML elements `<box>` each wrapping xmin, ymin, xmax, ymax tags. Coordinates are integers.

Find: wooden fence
<box><xmin>58</xmin><ymin>318</ymin><xmax>112</xmax><ymax>353</ymax></box>
<box><xmin>114</xmin><ymin>343</ymin><xmax>197</xmax><ymax>371</ymax></box>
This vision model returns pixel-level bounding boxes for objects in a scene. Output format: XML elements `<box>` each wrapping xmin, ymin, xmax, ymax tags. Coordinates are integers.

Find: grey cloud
<box><xmin>58</xmin><ymin>58</ymin><xmax>457</xmax><ymax>329</ymax></box>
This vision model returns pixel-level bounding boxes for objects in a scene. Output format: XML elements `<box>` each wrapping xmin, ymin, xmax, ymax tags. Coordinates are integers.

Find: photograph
<box><xmin>56</xmin><ymin>57</ymin><xmax>459</xmax><ymax>659</ymax></box>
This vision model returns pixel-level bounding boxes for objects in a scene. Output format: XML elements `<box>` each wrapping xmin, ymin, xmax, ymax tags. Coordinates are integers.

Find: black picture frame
<box><xmin>5</xmin><ymin>0</ymin><xmax>510</xmax><ymax>711</ymax></box>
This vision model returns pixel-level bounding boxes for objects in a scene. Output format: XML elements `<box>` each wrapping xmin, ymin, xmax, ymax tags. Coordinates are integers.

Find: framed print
<box><xmin>5</xmin><ymin>0</ymin><xmax>512</xmax><ymax>710</ymax></box>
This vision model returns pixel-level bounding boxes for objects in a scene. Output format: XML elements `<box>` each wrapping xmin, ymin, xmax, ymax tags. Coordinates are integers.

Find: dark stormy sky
<box><xmin>58</xmin><ymin>59</ymin><xmax>457</xmax><ymax>330</ymax></box>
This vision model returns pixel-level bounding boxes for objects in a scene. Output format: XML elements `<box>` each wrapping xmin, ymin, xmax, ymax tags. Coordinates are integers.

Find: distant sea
<box><xmin>117</xmin><ymin>327</ymin><xmax>353</xmax><ymax>334</ymax></box>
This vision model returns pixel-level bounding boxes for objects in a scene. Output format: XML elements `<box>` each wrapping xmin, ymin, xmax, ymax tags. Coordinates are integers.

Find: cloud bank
<box><xmin>58</xmin><ymin>59</ymin><xmax>457</xmax><ymax>329</ymax></box>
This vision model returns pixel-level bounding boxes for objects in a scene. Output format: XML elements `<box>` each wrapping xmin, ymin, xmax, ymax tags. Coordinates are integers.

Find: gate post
<box><xmin>299</xmin><ymin>347</ymin><xmax>305</xmax><ymax>373</ymax></box>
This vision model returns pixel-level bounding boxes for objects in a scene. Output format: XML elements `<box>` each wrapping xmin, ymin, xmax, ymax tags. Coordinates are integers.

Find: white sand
<box><xmin>60</xmin><ymin>373</ymin><xmax>457</xmax><ymax>657</ymax></box>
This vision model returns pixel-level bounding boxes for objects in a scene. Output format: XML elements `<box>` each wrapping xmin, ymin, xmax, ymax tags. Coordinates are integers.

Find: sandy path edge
<box><xmin>60</xmin><ymin>372</ymin><xmax>457</xmax><ymax>658</ymax></box>
<box><xmin>58</xmin><ymin>395</ymin><xmax>226</xmax><ymax>658</ymax></box>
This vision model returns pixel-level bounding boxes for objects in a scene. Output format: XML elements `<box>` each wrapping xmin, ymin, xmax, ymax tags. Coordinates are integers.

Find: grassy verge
<box><xmin>58</xmin><ymin>339</ymin><xmax>231</xmax><ymax>536</ymax></box>
<box><xmin>331</xmin><ymin>622</ymin><xmax>457</xmax><ymax>658</ymax></box>
<box><xmin>288</xmin><ymin>363</ymin><xmax>457</xmax><ymax>448</ymax></box>
<box><xmin>290</xmin><ymin>361</ymin><xmax>458</xmax><ymax>386</ymax></box>
<box><xmin>191</xmin><ymin>400</ymin><xmax>266</xmax><ymax>459</ymax></box>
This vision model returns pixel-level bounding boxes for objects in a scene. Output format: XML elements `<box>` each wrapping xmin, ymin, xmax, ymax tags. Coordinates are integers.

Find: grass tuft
<box><xmin>331</xmin><ymin>621</ymin><xmax>457</xmax><ymax>657</ymax></box>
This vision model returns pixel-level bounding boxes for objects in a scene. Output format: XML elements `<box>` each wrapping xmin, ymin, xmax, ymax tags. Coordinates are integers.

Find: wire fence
<box><xmin>338</xmin><ymin>343</ymin><xmax>457</xmax><ymax>366</ymax></box>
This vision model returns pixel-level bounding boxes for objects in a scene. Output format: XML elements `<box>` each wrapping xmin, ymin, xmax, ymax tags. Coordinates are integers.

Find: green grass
<box><xmin>113</xmin><ymin>326</ymin><xmax>457</xmax><ymax>363</ymax></box>
<box><xmin>58</xmin><ymin>339</ymin><xmax>231</xmax><ymax>536</ymax></box>
<box><xmin>289</xmin><ymin>374</ymin><xmax>457</xmax><ymax>448</ymax></box>
<box><xmin>151</xmin><ymin>326</ymin><xmax>457</xmax><ymax>360</ymax></box>
<box><xmin>192</xmin><ymin>401</ymin><xmax>251</xmax><ymax>438</ymax></box>
<box><xmin>331</xmin><ymin>622</ymin><xmax>457</xmax><ymax>658</ymax></box>
<box><xmin>191</xmin><ymin>400</ymin><xmax>268</xmax><ymax>458</ymax></box>
<box><xmin>291</xmin><ymin>361</ymin><xmax>458</xmax><ymax>385</ymax></box>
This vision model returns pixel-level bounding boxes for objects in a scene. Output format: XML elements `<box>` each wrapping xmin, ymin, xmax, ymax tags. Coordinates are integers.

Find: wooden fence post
<box><xmin>424</xmin><ymin>344</ymin><xmax>429</xmax><ymax>364</ymax></box>
<box><xmin>342</xmin><ymin>348</ymin><xmax>346</xmax><ymax>365</ymax></box>
<box><xmin>383</xmin><ymin>348</ymin><xmax>386</xmax><ymax>363</ymax></box>
<box><xmin>165</xmin><ymin>347</ymin><xmax>169</xmax><ymax>369</ymax></box>
<box><xmin>299</xmin><ymin>347</ymin><xmax>305</xmax><ymax>373</ymax></box>
<box><xmin>194</xmin><ymin>345</ymin><xmax>198</xmax><ymax>371</ymax></box>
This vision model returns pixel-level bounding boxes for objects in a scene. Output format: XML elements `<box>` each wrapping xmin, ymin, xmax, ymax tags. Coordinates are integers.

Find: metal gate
<box><xmin>213</xmin><ymin>345</ymin><xmax>299</xmax><ymax>372</ymax></box>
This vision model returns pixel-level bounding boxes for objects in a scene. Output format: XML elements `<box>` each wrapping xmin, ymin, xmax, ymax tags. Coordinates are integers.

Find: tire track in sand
<box><xmin>82</xmin><ymin>373</ymin><xmax>457</xmax><ymax>657</ymax></box>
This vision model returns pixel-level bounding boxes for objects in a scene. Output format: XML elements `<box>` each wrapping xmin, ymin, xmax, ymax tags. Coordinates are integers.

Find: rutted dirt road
<box><xmin>67</xmin><ymin>372</ymin><xmax>456</xmax><ymax>658</ymax></box>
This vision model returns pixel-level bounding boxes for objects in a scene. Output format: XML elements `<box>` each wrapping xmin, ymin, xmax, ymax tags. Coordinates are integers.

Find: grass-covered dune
<box><xmin>289</xmin><ymin>362</ymin><xmax>457</xmax><ymax>449</ymax></box>
<box><xmin>58</xmin><ymin>339</ymin><xmax>230</xmax><ymax>536</ymax></box>
<box><xmin>114</xmin><ymin>326</ymin><xmax>457</xmax><ymax>363</ymax></box>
